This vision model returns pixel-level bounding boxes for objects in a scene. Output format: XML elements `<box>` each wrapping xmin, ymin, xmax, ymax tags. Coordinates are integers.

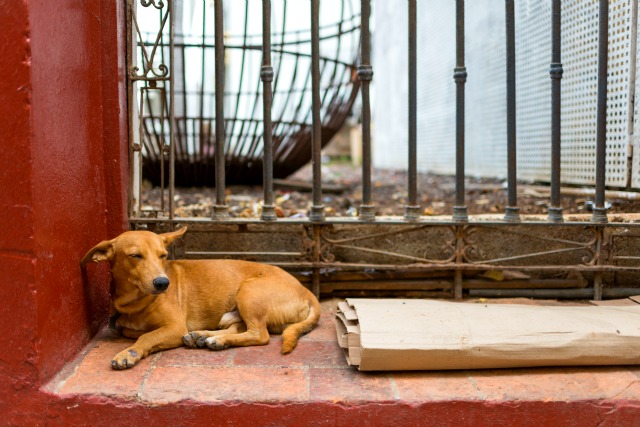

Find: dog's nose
<box><xmin>153</xmin><ymin>276</ymin><xmax>170</xmax><ymax>291</ymax></box>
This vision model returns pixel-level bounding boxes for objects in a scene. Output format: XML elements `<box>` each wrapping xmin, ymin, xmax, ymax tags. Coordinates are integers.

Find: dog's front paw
<box><xmin>183</xmin><ymin>332</ymin><xmax>209</xmax><ymax>348</ymax></box>
<box><xmin>183</xmin><ymin>332</ymin><xmax>197</xmax><ymax>348</ymax></box>
<box><xmin>205</xmin><ymin>337</ymin><xmax>229</xmax><ymax>351</ymax></box>
<box><xmin>111</xmin><ymin>348</ymin><xmax>141</xmax><ymax>370</ymax></box>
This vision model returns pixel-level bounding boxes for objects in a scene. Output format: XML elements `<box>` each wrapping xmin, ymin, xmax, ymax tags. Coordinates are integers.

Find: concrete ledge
<box><xmin>38</xmin><ymin>299</ymin><xmax>640</xmax><ymax>425</ymax></box>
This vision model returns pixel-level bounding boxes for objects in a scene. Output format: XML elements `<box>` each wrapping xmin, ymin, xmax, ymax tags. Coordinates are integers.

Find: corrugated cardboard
<box><xmin>335</xmin><ymin>298</ymin><xmax>640</xmax><ymax>371</ymax></box>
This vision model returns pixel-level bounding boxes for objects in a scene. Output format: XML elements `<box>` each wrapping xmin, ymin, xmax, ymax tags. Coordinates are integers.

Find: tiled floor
<box><xmin>47</xmin><ymin>299</ymin><xmax>640</xmax><ymax>406</ymax></box>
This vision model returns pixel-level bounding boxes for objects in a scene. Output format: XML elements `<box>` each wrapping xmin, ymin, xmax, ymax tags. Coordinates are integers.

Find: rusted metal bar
<box><xmin>593</xmin><ymin>273</ymin><xmax>603</xmax><ymax>300</ymax></box>
<box><xmin>453</xmin><ymin>270</ymin><xmax>463</xmax><ymax>299</ymax></box>
<box><xmin>453</xmin><ymin>0</ymin><xmax>468</xmax><ymax>222</ymax></box>
<box><xmin>548</xmin><ymin>0</ymin><xmax>563</xmax><ymax>223</ymax></box>
<box><xmin>185</xmin><ymin>251</ymin><xmax>305</xmax><ymax>257</ymax></box>
<box><xmin>261</xmin><ymin>0</ymin><xmax>277</xmax><ymax>221</ymax></box>
<box><xmin>309</xmin><ymin>0</ymin><xmax>324</xmax><ymax>222</ymax></box>
<box><xmin>213</xmin><ymin>0</ymin><xmax>229</xmax><ymax>219</ymax></box>
<box><xmin>256</xmin><ymin>261</ymin><xmax>640</xmax><ymax>274</ymax></box>
<box><xmin>504</xmin><ymin>0</ymin><xmax>519</xmax><ymax>222</ymax></box>
<box><xmin>452</xmin><ymin>1</ymin><xmax>467</xmax><ymax>298</ymax></box>
<box><xmin>470</xmin><ymin>288</ymin><xmax>640</xmax><ymax>299</ymax></box>
<box><xmin>318</xmin><ymin>278</ymin><xmax>587</xmax><ymax>292</ymax></box>
<box><xmin>295</xmin><ymin>3</ymin><xmax>327</xmax><ymax>290</ymax></box>
<box><xmin>312</xmin><ymin>225</ymin><xmax>322</xmax><ymax>298</ymax></box>
<box><xmin>322</xmin><ymin>280</ymin><xmax>454</xmax><ymax>292</ymax></box>
<box><xmin>453</xmin><ymin>225</ymin><xmax>465</xmax><ymax>299</ymax></box>
<box><xmin>169</xmin><ymin>0</ymin><xmax>175</xmax><ymax>223</ymax></box>
<box><xmin>405</xmin><ymin>0</ymin><xmax>420</xmax><ymax>221</ymax></box>
<box><xmin>593</xmin><ymin>0</ymin><xmax>609</xmax><ymax>224</ymax></box>
<box><xmin>359</xmin><ymin>0</ymin><xmax>375</xmax><ymax>221</ymax></box>
<box><xmin>593</xmin><ymin>227</ymin><xmax>605</xmax><ymax>300</ymax></box>
<box><xmin>296</xmin><ymin>270</ymin><xmax>459</xmax><ymax>283</ymax></box>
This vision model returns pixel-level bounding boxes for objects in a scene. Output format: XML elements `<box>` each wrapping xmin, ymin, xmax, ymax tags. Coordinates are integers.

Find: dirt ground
<box><xmin>141</xmin><ymin>162</ymin><xmax>640</xmax><ymax>219</ymax></box>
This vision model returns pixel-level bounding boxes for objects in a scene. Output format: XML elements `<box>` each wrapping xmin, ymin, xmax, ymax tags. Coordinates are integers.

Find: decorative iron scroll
<box><xmin>129</xmin><ymin>0</ymin><xmax>171</xmax><ymax>81</ymax></box>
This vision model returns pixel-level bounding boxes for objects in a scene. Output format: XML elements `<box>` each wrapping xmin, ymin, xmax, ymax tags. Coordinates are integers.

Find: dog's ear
<box><xmin>81</xmin><ymin>239</ymin><xmax>116</xmax><ymax>267</ymax></box>
<box><xmin>160</xmin><ymin>226</ymin><xmax>188</xmax><ymax>247</ymax></box>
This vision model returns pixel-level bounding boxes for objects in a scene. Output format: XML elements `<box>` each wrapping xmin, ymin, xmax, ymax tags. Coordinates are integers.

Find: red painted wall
<box><xmin>29</xmin><ymin>0</ymin><xmax>129</xmax><ymax>382</ymax></box>
<box><xmin>0</xmin><ymin>0</ymin><xmax>128</xmax><ymax>415</ymax></box>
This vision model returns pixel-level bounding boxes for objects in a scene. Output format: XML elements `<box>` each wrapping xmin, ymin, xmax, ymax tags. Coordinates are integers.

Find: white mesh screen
<box><xmin>373</xmin><ymin>0</ymin><xmax>636</xmax><ymax>188</ymax></box>
<box><xmin>523</xmin><ymin>0</ymin><xmax>632</xmax><ymax>187</ymax></box>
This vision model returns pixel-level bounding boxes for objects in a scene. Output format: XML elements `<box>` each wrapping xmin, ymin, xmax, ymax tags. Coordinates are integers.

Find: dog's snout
<box><xmin>153</xmin><ymin>276</ymin><xmax>170</xmax><ymax>291</ymax></box>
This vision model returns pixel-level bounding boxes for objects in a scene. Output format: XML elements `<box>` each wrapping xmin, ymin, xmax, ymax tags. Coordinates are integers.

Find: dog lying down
<box><xmin>81</xmin><ymin>227</ymin><xmax>320</xmax><ymax>369</ymax></box>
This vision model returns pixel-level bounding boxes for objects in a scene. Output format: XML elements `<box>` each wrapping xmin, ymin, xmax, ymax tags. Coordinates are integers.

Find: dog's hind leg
<box><xmin>183</xmin><ymin>322</ymin><xmax>247</xmax><ymax>348</ymax></box>
<box><xmin>203</xmin><ymin>320</ymin><xmax>270</xmax><ymax>351</ymax></box>
<box><xmin>202</xmin><ymin>290</ymin><xmax>271</xmax><ymax>350</ymax></box>
<box><xmin>205</xmin><ymin>286</ymin><xmax>269</xmax><ymax>350</ymax></box>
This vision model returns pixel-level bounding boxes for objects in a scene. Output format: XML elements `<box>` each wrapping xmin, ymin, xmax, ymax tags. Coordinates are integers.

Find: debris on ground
<box><xmin>140</xmin><ymin>162</ymin><xmax>640</xmax><ymax>219</ymax></box>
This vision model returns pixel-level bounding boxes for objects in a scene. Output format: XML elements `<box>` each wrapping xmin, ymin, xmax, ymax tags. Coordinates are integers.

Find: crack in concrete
<box><xmin>137</xmin><ymin>353</ymin><xmax>160</xmax><ymax>402</ymax></box>
<box><xmin>465</xmin><ymin>371</ymin><xmax>486</xmax><ymax>401</ymax></box>
<box><xmin>388</xmin><ymin>375</ymin><xmax>400</xmax><ymax>400</ymax></box>
<box><xmin>610</xmin><ymin>379</ymin><xmax>640</xmax><ymax>400</ymax></box>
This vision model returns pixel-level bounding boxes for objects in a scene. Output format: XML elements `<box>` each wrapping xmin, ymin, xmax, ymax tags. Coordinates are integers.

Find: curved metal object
<box><xmin>135</xmin><ymin>0</ymin><xmax>361</xmax><ymax>186</ymax></box>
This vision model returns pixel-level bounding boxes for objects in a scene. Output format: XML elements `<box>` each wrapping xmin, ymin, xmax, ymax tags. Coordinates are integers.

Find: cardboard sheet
<box><xmin>335</xmin><ymin>298</ymin><xmax>640</xmax><ymax>371</ymax></box>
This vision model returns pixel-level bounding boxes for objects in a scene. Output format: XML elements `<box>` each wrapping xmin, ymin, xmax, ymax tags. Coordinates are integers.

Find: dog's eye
<box><xmin>129</xmin><ymin>254</ymin><xmax>143</xmax><ymax>259</ymax></box>
<box><xmin>159</xmin><ymin>253</ymin><xmax>168</xmax><ymax>259</ymax></box>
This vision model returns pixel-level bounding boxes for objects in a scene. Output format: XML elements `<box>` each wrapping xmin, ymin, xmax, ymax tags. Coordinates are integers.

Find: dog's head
<box><xmin>81</xmin><ymin>227</ymin><xmax>187</xmax><ymax>295</ymax></box>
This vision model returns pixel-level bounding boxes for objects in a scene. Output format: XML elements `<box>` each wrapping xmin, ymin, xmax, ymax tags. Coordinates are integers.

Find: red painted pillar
<box><xmin>29</xmin><ymin>0</ymin><xmax>129</xmax><ymax>382</ymax></box>
<box><xmin>0</xmin><ymin>0</ymin><xmax>40</xmax><ymax>411</ymax></box>
<box><xmin>0</xmin><ymin>0</ymin><xmax>128</xmax><ymax>416</ymax></box>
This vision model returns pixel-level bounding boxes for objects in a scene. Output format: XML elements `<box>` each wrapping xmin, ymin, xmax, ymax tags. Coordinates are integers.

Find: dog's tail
<box><xmin>281</xmin><ymin>297</ymin><xmax>321</xmax><ymax>354</ymax></box>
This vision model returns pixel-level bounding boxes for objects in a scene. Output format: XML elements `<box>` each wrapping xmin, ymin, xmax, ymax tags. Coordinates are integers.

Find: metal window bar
<box><xmin>504</xmin><ymin>0</ymin><xmax>519</xmax><ymax>222</ymax></box>
<box><xmin>453</xmin><ymin>0</ymin><xmax>468</xmax><ymax>222</ymax></box>
<box><xmin>310</xmin><ymin>0</ymin><xmax>324</xmax><ymax>222</ymax></box>
<box><xmin>126</xmin><ymin>1</ymin><xmax>640</xmax><ymax>302</ymax></box>
<box><xmin>261</xmin><ymin>0</ymin><xmax>277</xmax><ymax>221</ymax></box>
<box><xmin>592</xmin><ymin>0</ymin><xmax>610</xmax><ymax>300</ymax></box>
<box><xmin>358</xmin><ymin>0</ymin><xmax>375</xmax><ymax>221</ymax></box>
<box><xmin>168</xmin><ymin>0</ymin><xmax>176</xmax><ymax>224</ymax></box>
<box><xmin>451</xmin><ymin>0</ymin><xmax>467</xmax><ymax>299</ymax></box>
<box><xmin>593</xmin><ymin>0</ymin><xmax>609</xmax><ymax>224</ymax></box>
<box><xmin>548</xmin><ymin>0</ymin><xmax>563</xmax><ymax>223</ymax></box>
<box><xmin>405</xmin><ymin>0</ymin><xmax>420</xmax><ymax>221</ymax></box>
<box><xmin>213</xmin><ymin>0</ymin><xmax>229</xmax><ymax>219</ymax></box>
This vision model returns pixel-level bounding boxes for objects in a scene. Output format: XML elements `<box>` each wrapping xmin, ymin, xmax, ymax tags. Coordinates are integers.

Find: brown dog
<box><xmin>81</xmin><ymin>227</ymin><xmax>320</xmax><ymax>369</ymax></box>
